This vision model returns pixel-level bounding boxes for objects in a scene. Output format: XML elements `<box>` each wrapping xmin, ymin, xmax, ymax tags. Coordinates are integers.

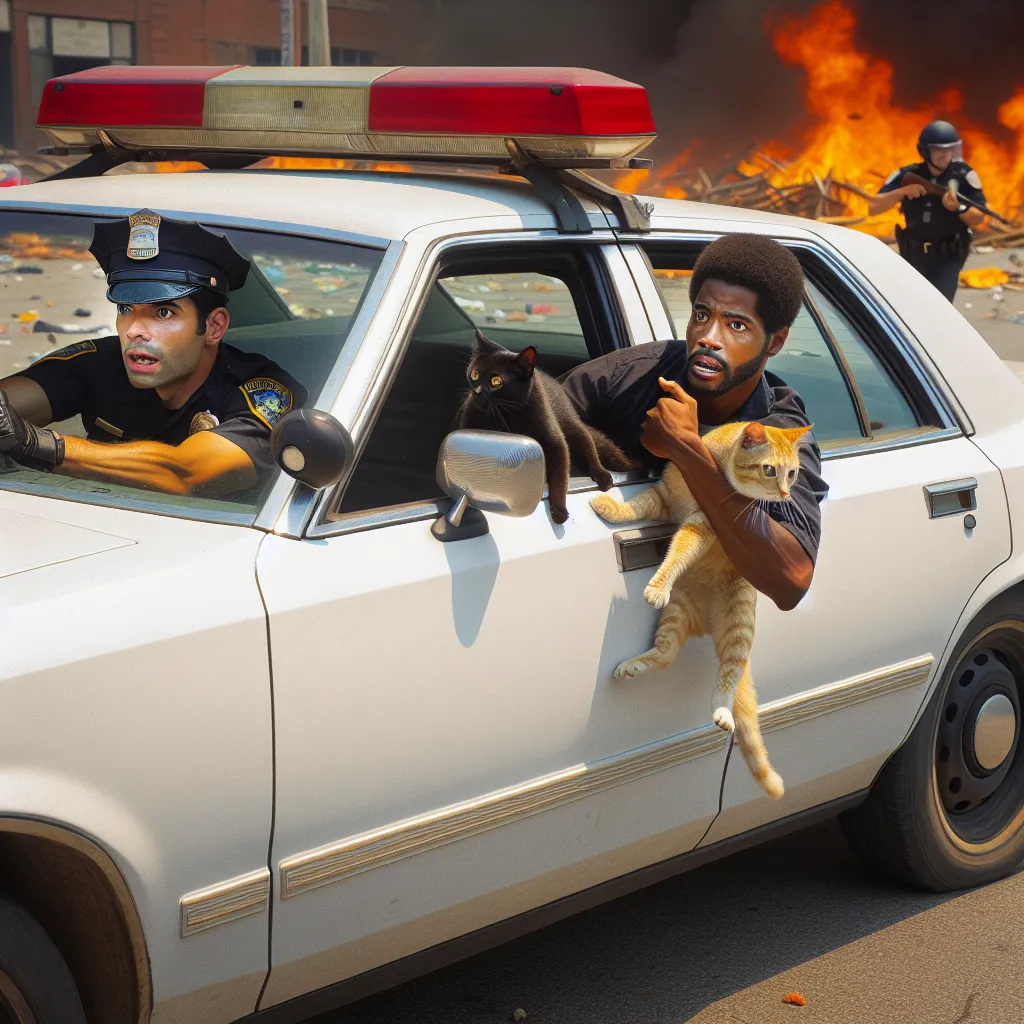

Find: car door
<box><xmin>630</xmin><ymin>234</ymin><xmax>1011</xmax><ymax>842</ymax></box>
<box><xmin>256</xmin><ymin>240</ymin><xmax>729</xmax><ymax>1006</ymax></box>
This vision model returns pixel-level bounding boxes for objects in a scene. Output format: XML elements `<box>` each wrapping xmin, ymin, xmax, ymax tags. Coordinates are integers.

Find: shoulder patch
<box><xmin>966</xmin><ymin>169</ymin><xmax>983</xmax><ymax>190</ymax></box>
<box><xmin>240</xmin><ymin>377</ymin><xmax>293</xmax><ymax>429</ymax></box>
<box><xmin>31</xmin><ymin>339</ymin><xmax>98</xmax><ymax>364</ymax></box>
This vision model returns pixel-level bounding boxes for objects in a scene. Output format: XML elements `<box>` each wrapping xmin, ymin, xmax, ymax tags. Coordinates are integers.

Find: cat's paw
<box><xmin>643</xmin><ymin>582</ymin><xmax>671</xmax><ymax>609</ymax></box>
<box><xmin>613</xmin><ymin>657</ymin><xmax>650</xmax><ymax>680</ymax></box>
<box><xmin>713</xmin><ymin>707</ymin><xmax>735</xmax><ymax>732</ymax></box>
<box><xmin>550</xmin><ymin>505</ymin><xmax>569</xmax><ymax>525</ymax></box>
<box><xmin>589</xmin><ymin>495</ymin><xmax>621</xmax><ymax>521</ymax></box>
<box><xmin>595</xmin><ymin>471</ymin><xmax>614</xmax><ymax>492</ymax></box>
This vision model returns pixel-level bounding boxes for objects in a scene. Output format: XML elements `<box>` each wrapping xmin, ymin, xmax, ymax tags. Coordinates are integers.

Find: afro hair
<box><xmin>689</xmin><ymin>234</ymin><xmax>805</xmax><ymax>336</ymax></box>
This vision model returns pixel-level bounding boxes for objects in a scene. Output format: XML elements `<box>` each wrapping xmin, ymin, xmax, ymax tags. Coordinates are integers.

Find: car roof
<box><xmin>0</xmin><ymin>167</ymin><xmax>834</xmax><ymax>245</ymax></box>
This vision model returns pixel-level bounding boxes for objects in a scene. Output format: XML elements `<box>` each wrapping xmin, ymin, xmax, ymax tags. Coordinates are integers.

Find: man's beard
<box><xmin>686</xmin><ymin>345</ymin><xmax>767</xmax><ymax>397</ymax></box>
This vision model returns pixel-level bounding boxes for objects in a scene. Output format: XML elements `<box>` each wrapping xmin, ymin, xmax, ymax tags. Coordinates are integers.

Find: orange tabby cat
<box><xmin>590</xmin><ymin>419</ymin><xmax>812</xmax><ymax>799</ymax></box>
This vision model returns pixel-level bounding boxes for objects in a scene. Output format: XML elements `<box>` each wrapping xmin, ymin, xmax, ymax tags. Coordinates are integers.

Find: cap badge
<box><xmin>127</xmin><ymin>210</ymin><xmax>161</xmax><ymax>261</ymax></box>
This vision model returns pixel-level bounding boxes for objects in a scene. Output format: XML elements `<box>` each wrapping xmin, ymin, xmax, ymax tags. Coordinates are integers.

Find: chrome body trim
<box><xmin>759</xmin><ymin>655</ymin><xmax>934</xmax><ymax>734</ymax></box>
<box><xmin>255</xmin><ymin>239</ymin><xmax>405</xmax><ymax>536</ymax></box>
<box><xmin>819</xmin><ymin>426</ymin><xmax>962</xmax><ymax>462</ymax></box>
<box><xmin>599</xmin><ymin>244</ymin><xmax>656</xmax><ymax>346</ymax></box>
<box><xmin>617</xmin><ymin>244</ymin><xmax>675</xmax><ymax>341</ymax></box>
<box><xmin>279</xmin><ymin>723</ymin><xmax>728</xmax><ymax>898</ymax></box>
<box><xmin>179</xmin><ymin>867</ymin><xmax>271</xmax><ymax>938</ymax></box>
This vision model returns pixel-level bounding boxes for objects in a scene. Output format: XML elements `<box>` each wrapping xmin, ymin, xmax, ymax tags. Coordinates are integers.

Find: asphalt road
<box><xmin>304</xmin><ymin>819</ymin><xmax>1024</xmax><ymax>1024</ymax></box>
<box><xmin>303</xmin><ymin>257</ymin><xmax>1024</xmax><ymax>1024</ymax></box>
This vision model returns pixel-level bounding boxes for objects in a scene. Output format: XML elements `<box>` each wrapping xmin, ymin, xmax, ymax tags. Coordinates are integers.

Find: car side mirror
<box><xmin>432</xmin><ymin>429</ymin><xmax>546</xmax><ymax>542</ymax></box>
<box><xmin>270</xmin><ymin>409</ymin><xmax>353</xmax><ymax>489</ymax></box>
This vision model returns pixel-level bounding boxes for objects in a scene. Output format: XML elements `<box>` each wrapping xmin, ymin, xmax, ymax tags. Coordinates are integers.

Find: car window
<box><xmin>644</xmin><ymin>258</ymin><xmax>863</xmax><ymax>442</ymax></box>
<box><xmin>0</xmin><ymin>210</ymin><xmax>384</xmax><ymax>522</ymax></box>
<box><xmin>805</xmin><ymin>280</ymin><xmax>919</xmax><ymax>437</ymax></box>
<box><xmin>337</xmin><ymin>265</ymin><xmax>595</xmax><ymax>516</ymax></box>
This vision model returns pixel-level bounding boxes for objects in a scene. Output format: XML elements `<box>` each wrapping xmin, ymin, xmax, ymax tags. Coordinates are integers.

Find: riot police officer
<box><xmin>0</xmin><ymin>210</ymin><xmax>306</xmax><ymax>497</ymax></box>
<box><xmin>870</xmin><ymin>121</ymin><xmax>986</xmax><ymax>301</ymax></box>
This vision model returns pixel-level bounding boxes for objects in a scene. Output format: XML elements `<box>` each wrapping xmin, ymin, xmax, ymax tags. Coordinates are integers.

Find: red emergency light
<box><xmin>36</xmin><ymin>65</ymin><xmax>656</xmax><ymax>166</ymax></box>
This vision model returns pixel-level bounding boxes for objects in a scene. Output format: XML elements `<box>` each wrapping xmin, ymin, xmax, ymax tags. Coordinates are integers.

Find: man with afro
<box><xmin>563</xmin><ymin>232</ymin><xmax>826</xmax><ymax>611</ymax></box>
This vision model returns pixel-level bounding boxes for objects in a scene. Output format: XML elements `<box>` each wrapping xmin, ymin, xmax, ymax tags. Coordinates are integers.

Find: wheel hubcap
<box><xmin>972</xmin><ymin>693</ymin><xmax>1017</xmax><ymax>770</ymax></box>
<box><xmin>936</xmin><ymin>644</ymin><xmax>1022</xmax><ymax>820</ymax></box>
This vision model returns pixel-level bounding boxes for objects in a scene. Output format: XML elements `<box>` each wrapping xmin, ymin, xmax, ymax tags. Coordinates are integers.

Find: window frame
<box><xmin>636</xmin><ymin>233</ymin><xmax>964</xmax><ymax>461</ymax></box>
<box><xmin>0</xmin><ymin>201</ymin><xmax>395</xmax><ymax>528</ymax></box>
<box><xmin>308</xmin><ymin>235</ymin><xmax>643</xmax><ymax>538</ymax></box>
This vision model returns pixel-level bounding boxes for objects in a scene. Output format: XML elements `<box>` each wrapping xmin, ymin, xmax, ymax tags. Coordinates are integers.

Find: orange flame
<box><xmin>618</xmin><ymin>0</ymin><xmax>1024</xmax><ymax>236</ymax></box>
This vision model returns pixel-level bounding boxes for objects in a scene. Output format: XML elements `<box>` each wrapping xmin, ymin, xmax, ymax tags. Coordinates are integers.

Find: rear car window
<box><xmin>0</xmin><ymin>210</ymin><xmax>383</xmax><ymax>522</ymax></box>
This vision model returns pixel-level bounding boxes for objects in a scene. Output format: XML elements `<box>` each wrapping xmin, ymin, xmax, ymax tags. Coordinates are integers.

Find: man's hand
<box><xmin>640</xmin><ymin>376</ymin><xmax>703</xmax><ymax>460</ymax></box>
<box><xmin>0</xmin><ymin>390</ymin><xmax>64</xmax><ymax>471</ymax></box>
<box><xmin>941</xmin><ymin>188</ymin><xmax>961</xmax><ymax>212</ymax></box>
<box><xmin>901</xmin><ymin>183</ymin><xmax>928</xmax><ymax>200</ymax></box>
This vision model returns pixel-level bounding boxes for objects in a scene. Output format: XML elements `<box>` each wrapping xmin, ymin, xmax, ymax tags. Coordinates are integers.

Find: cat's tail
<box><xmin>732</xmin><ymin>663</ymin><xmax>784</xmax><ymax>799</ymax></box>
<box><xmin>586</xmin><ymin>425</ymin><xmax>641</xmax><ymax>472</ymax></box>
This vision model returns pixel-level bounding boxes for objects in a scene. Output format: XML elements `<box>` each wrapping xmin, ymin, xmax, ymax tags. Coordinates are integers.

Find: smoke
<box><xmin>382</xmin><ymin>0</ymin><xmax>1024</xmax><ymax>165</ymax></box>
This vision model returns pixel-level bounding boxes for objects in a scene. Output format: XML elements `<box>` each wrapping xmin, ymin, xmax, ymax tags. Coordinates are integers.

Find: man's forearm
<box><xmin>666</xmin><ymin>439</ymin><xmax>813</xmax><ymax>610</ymax></box>
<box><xmin>58</xmin><ymin>434</ymin><xmax>255</xmax><ymax>497</ymax></box>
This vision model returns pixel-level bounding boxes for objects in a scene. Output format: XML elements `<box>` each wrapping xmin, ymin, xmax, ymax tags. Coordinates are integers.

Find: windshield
<box><xmin>0</xmin><ymin>210</ymin><xmax>384</xmax><ymax>523</ymax></box>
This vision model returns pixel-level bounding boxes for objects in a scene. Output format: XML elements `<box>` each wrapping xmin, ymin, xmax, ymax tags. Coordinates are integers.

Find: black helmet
<box><xmin>917</xmin><ymin>120</ymin><xmax>961</xmax><ymax>160</ymax></box>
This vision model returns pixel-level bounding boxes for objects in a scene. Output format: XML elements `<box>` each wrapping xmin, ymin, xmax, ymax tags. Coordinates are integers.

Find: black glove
<box><xmin>0</xmin><ymin>390</ymin><xmax>65</xmax><ymax>471</ymax></box>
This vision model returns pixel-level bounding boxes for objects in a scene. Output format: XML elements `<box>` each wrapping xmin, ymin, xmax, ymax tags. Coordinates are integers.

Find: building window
<box><xmin>27</xmin><ymin>16</ymin><xmax>134</xmax><ymax>107</ymax></box>
<box><xmin>251</xmin><ymin>45</ymin><xmax>374</xmax><ymax>67</ymax></box>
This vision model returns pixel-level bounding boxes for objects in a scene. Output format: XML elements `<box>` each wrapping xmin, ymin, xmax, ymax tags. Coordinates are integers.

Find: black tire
<box><xmin>0</xmin><ymin>895</ymin><xmax>86</xmax><ymax>1024</ymax></box>
<box><xmin>840</xmin><ymin>591</ymin><xmax>1024</xmax><ymax>891</ymax></box>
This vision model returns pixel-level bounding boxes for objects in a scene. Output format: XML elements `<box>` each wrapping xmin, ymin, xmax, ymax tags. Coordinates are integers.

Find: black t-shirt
<box><xmin>562</xmin><ymin>341</ymin><xmax>829</xmax><ymax>564</ymax></box>
<box><xmin>878</xmin><ymin>160</ymin><xmax>987</xmax><ymax>242</ymax></box>
<box><xmin>17</xmin><ymin>337</ymin><xmax>307</xmax><ymax>481</ymax></box>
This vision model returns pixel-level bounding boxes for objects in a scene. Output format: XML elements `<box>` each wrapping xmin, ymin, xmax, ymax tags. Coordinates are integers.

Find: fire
<box><xmin>619</xmin><ymin>0</ymin><xmax>1024</xmax><ymax>237</ymax></box>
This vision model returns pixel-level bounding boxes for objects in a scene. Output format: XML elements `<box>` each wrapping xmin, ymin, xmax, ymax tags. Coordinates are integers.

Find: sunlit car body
<box><xmin>3</xmin><ymin>70</ymin><xmax>1024</xmax><ymax>1024</ymax></box>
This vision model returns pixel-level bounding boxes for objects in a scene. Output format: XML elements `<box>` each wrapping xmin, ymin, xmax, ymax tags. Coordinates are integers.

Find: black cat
<box><xmin>458</xmin><ymin>331</ymin><xmax>636</xmax><ymax>524</ymax></box>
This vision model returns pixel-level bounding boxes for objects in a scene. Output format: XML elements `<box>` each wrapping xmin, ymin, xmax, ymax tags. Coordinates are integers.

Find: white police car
<box><xmin>1</xmin><ymin>65</ymin><xmax>1023</xmax><ymax>1024</ymax></box>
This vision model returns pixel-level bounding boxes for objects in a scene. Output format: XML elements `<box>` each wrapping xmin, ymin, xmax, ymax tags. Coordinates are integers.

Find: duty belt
<box><xmin>898</xmin><ymin>229</ymin><xmax>968</xmax><ymax>258</ymax></box>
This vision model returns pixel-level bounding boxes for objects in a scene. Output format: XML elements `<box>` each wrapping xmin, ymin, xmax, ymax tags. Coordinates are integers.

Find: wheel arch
<box><xmin>0</xmin><ymin>817</ymin><xmax>151</xmax><ymax>1024</ymax></box>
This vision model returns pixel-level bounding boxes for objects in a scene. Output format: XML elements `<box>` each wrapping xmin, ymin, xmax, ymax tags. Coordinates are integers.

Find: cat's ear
<box><xmin>740</xmin><ymin>422</ymin><xmax>767</xmax><ymax>448</ymax></box>
<box><xmin>516</xmin><ymin>346</ymin><xmax>537</xmax><ymax>375</ymax></box>
<box><xmin>473</xmin><ymin>329</ymin><xmax>500</xmax><ymax>353</ymax></box>
<box><xmin>778</xmin><ymin>424</ymin><xmax>813</xmax><ymax>444</ymax></box>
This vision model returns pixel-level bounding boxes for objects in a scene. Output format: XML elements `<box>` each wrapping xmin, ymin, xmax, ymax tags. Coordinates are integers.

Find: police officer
<box><xmin>0</xmin><ymin>210</ymin><xmax>306</xmax><ymax>498</ymax></box>
<box><xmin>870</xmin><ymin>120</ymin><xmax>986</xmax><ymax>301</ymax></box>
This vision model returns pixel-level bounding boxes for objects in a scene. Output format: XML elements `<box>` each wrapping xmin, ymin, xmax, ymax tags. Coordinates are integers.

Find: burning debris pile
<box><xmin>617</xmin><ymin>0</ymin><xmax>1024</xmax><ymax>249</ymax></box>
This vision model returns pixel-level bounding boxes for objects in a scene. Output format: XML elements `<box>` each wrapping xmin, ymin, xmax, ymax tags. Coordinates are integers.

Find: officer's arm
<box><xmin>868</xmin><ymin>184</ymin><xmax>922</xmax><ymax>216</ymax></box>
<box><xmin>960</xmin><ymin>207</ymin><xmax>985</xmax><ymax>228</ymax></box>
<box><xmin>0</xmin><ymin>377</ymin><xmax>54</xmax><ymax>426</ymax></box>
<box><xmin>57</xmin><ymin>431</ymin><xmax>258</xmax><ymax>497</ymax></box>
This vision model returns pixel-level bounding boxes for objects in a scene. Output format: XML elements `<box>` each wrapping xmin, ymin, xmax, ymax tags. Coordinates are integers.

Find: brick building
<box><xmin>0</xmin><ymin>0</ymin><xmax>393</xmax><ymax>154</ymax></box>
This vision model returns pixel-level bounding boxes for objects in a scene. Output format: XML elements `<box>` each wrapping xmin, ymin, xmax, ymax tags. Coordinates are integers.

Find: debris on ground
<box><xmin>72</xmin><ymin>307</ymin><xmax>92</xmax><ymax>317</ymax></box>
<box><xmin>782</xmin><ymin>991</ymin><xmax>808</xmax><ymax>1006</ymax></box>
<box><xmin>960</xmin><ymin>267</ymin><xmax>1011</xmax><ymax>289</ymax></box>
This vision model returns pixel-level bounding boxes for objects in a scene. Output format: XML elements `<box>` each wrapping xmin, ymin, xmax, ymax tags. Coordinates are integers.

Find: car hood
<box><xmin>0</xmin><ymin>506</ymin><xmax>136</xmax><ymax>579</ymax></box>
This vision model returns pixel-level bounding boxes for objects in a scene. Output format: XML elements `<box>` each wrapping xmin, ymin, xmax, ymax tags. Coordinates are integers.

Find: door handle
<box><xmin>924</xmin><ymin>478</ymin><xmax>977</xmax><ymax>519</ymax></box>
<box><xmin>612</xmin><ymin>523</ymin><xmax>677</xmax><ymax>573</ymax></box>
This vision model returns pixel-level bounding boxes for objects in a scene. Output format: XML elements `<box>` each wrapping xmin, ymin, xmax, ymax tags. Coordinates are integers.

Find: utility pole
<box><xmin>307</xmin><ymin>0</ymin><xmax>331</xmax><ymax>66</ymax></box>
<box><xmin>280</xmin><ymin>0</ymin><xmax>296</xmax><ymax>66</ymax></box>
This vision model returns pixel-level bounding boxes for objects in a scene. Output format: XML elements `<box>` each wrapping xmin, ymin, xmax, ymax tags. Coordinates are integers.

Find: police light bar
<box><xmin>37</xmin><ymin>65</ymin><xmax>656</xmax><ymax>167</ymax></box>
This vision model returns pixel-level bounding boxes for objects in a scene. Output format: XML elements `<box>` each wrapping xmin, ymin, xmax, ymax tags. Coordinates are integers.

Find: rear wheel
<box><xmin>0</xmin><ymin>896</ymin><xmax>86</xmax><ymax>1024</ymax></box>
<box><xmin>840</xmin><ymin>594</ymin><xmax>1024</xmax><ymax>891</ymax></box>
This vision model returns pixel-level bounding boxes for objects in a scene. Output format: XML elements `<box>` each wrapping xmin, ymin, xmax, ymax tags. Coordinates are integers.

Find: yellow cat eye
<box><xmin>763</xmin><ymin>464</ymin><xmax>777</xmax><ymax>477</ymax></box>
<box><xmin>470</xmin><ymin>369</ymin><xmax>479</xmax><ymax>380</ymax></box>
<box><xmin>490</xmin><ymin>375</ymin><xmax>503</xmax><ymax>388</ymax></box>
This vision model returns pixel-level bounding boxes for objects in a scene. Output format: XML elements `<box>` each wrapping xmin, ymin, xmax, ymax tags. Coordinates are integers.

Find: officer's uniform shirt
<box><xmin>561</xmin><ymin>341</ymin><xmax>829</xmax><ymax>564</ymax></box>
<box><xmin>18</xmin><ymin>337</ymin><xmax>307</xmax><ymax>482</ymax></box>
<box><xmin>878</xmin><ymin>160</ymin><xmax>986</xmax><ymax>242</ymax></box>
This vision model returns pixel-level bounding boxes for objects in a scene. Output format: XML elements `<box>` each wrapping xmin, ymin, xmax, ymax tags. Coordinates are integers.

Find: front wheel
<box><xmin>0</xmin><ymin>896</ymin><xmax>86</xmax><ymax>1024</ymax></box>
<box><xmin>840</xmin><ymin>594</ymin><xmax>1024</xmax><ymax>891</ymax></box>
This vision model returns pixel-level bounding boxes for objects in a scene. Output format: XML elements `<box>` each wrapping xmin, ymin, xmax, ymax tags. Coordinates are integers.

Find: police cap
<box><xmin>89</xmin><ymin>210</ymin><xmax>250</xmax><ymax>305</ymax></box>
<box><xmin>917</xmin><ymin>120</ymin><xmax>961</xmax><ymax>159</ymax></box>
